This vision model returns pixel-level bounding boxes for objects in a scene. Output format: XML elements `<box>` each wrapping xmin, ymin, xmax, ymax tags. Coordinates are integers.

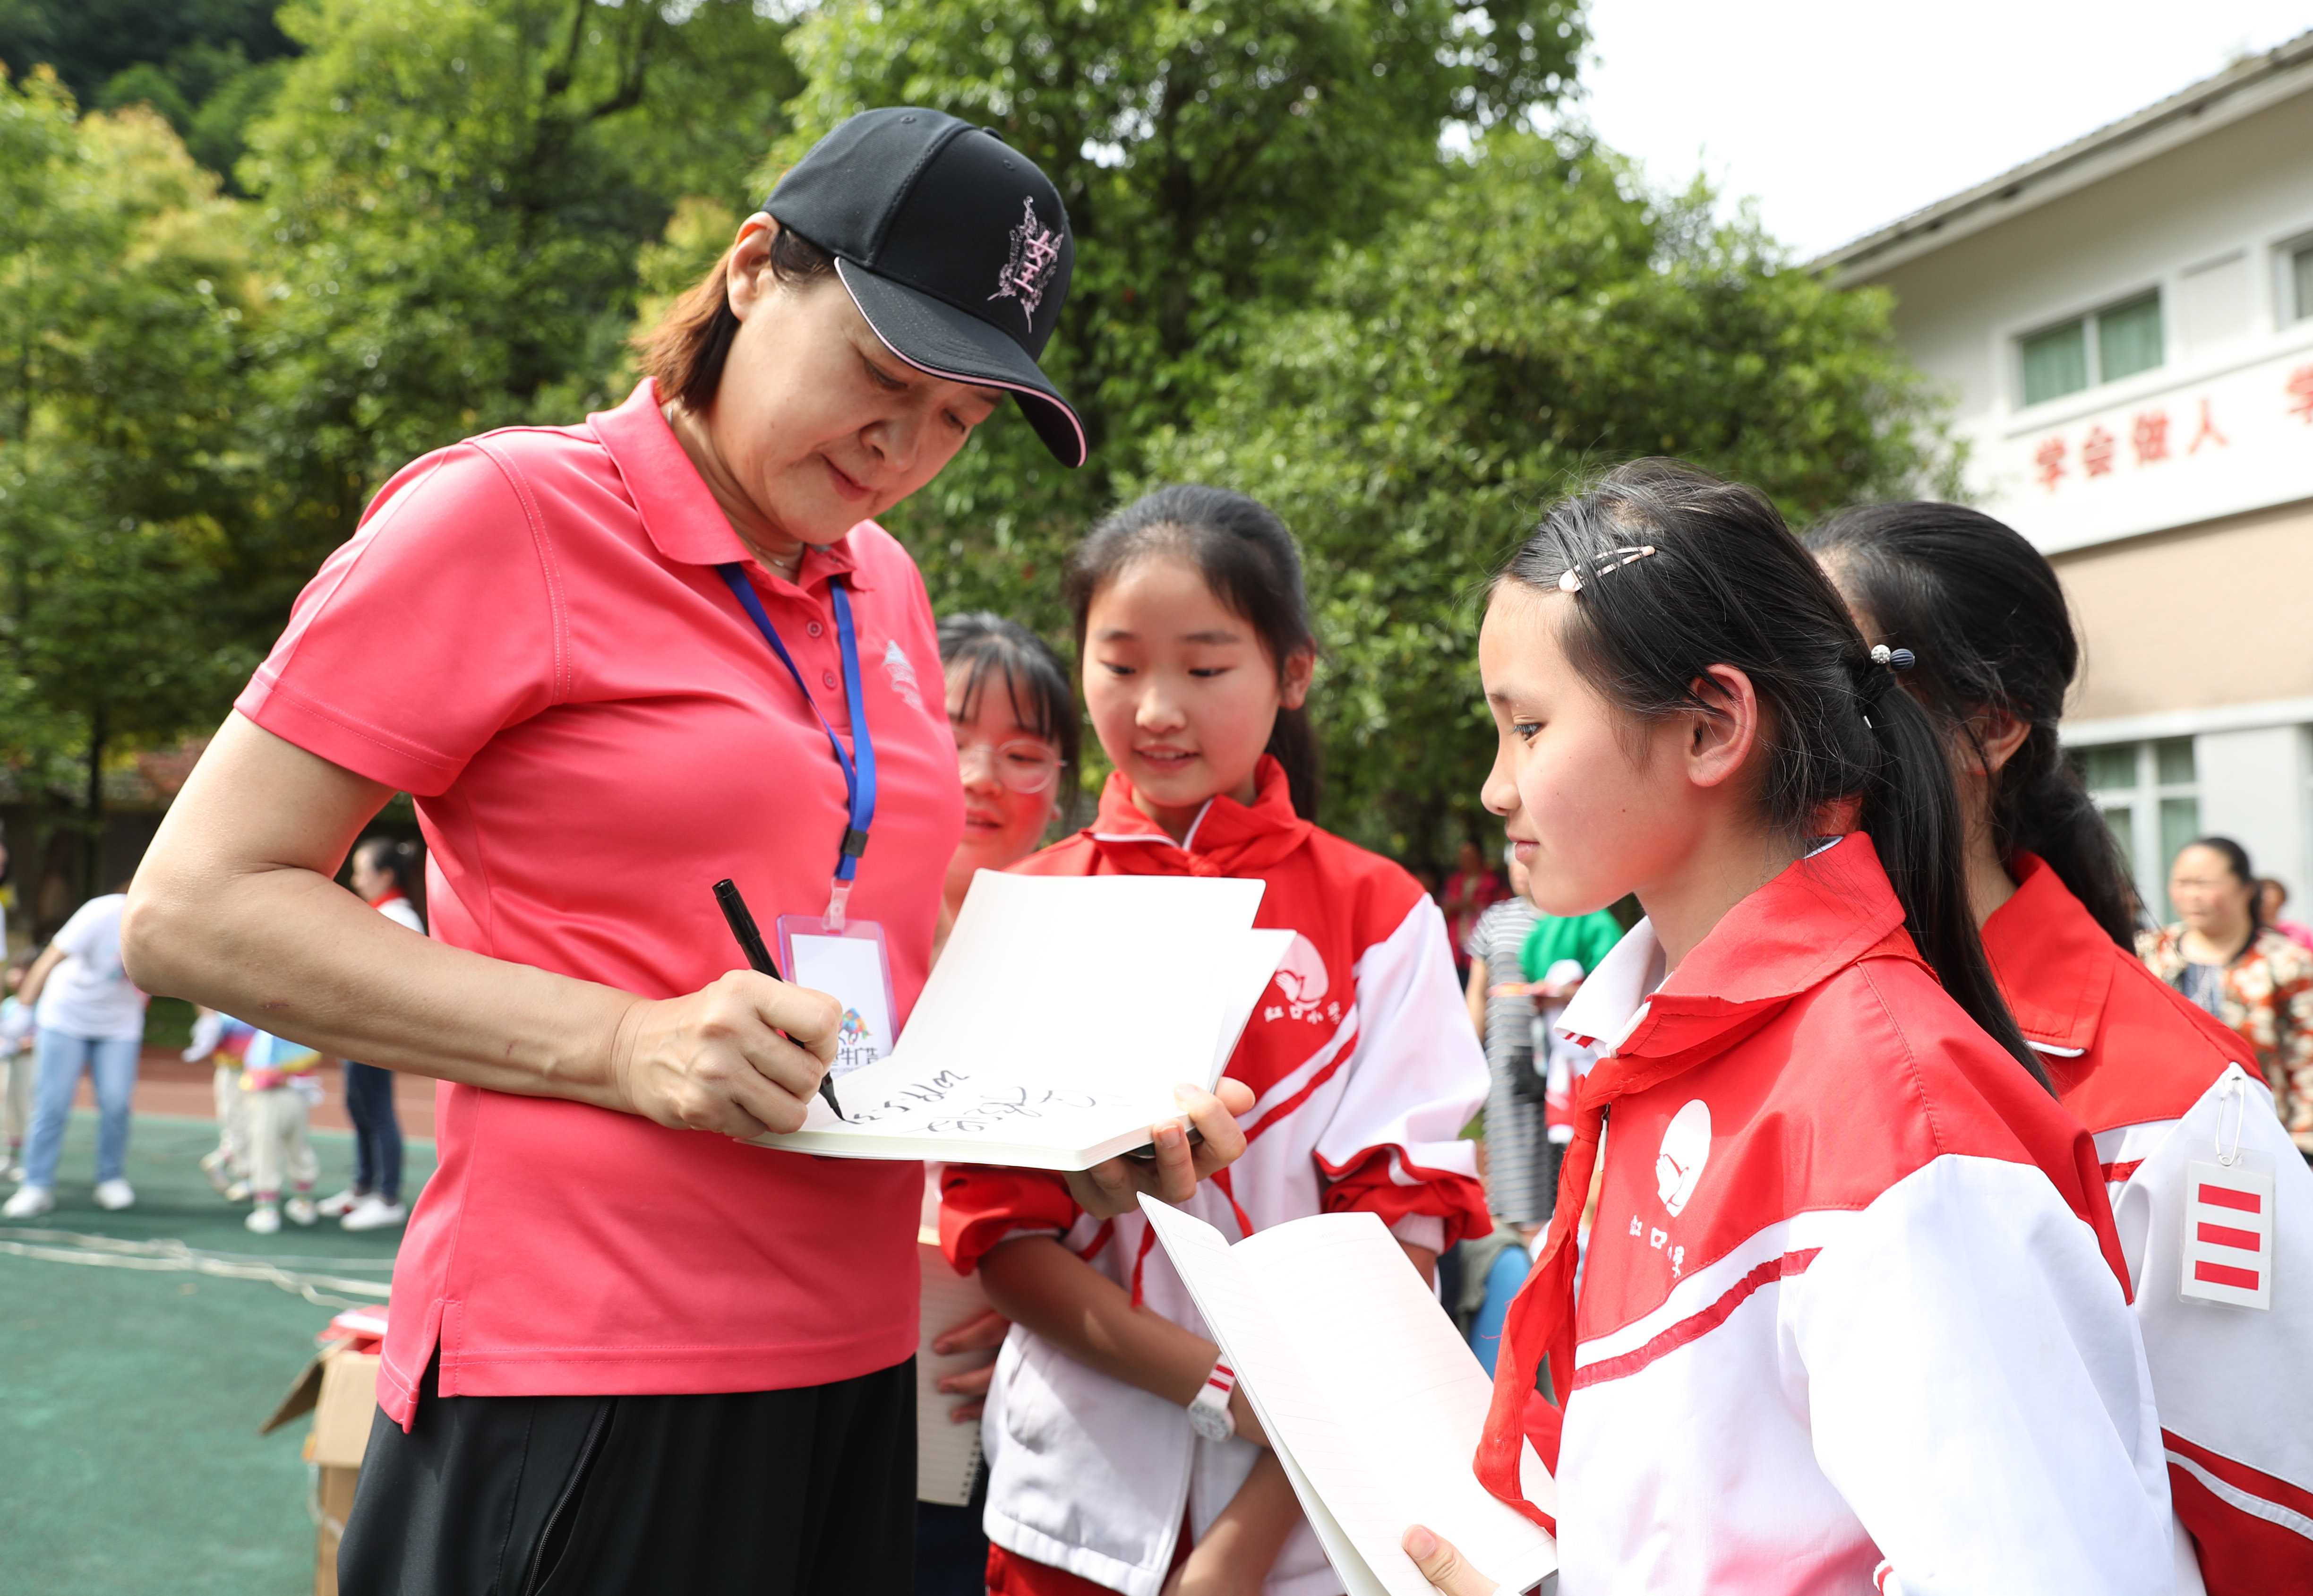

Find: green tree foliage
<box><xmin>227</xmin><ymin>0</ymin><xmax>803</xmax><ymax>626</ymax></box>
<box><xmin>0</xmin><ymin>68</ymin><xmax>260</xmax><ymax>884</ymax></box>
<box><xmin>1144</xmin><ymin>133</ymin><xmax>1957</xmax><ymax>854</ymax></box>
<box><xmin>776</xmin><ymin>0</ymin><xmax>1586</xmax><ymax>620</ymax></box>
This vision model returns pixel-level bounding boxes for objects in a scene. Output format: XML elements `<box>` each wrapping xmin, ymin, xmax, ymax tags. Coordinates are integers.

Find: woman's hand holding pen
<box><xmin>1065</xmin><ymin>1079</ymin><xmax>1255</xmax><ymax>1218</ymax></box>
<box><xmin>609</xmin><ymin>970</ymin><xmax>842</xmax><ymax>1138</ymax></box>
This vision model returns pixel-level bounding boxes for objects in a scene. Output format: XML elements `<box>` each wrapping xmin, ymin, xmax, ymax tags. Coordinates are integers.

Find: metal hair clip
<box><xmin>1868</xmin><ymin>644</ymin><xmax>1917</xmax><ymax>672</ymax></box>
<box><xmin>1557</xmin><ymin>545</ymin><xmax>1657</xmax><ymax>594</ymax></box>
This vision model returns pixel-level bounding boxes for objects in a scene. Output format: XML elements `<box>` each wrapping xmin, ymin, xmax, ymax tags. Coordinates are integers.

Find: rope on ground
<box><xmin>0</xmin><ymin>1226</ymin><xmax>393</xmax><ymax>1309</ymax></box>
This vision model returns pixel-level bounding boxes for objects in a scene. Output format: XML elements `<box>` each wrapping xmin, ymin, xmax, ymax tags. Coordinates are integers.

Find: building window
<box><xmin>2071</xmin><ymin>737</ymin><xmax>2199</xmax><ymax>922</ymax></box>
<box><xmin>2291</xmin><ymin>240</ymin><xmax>2313</xmax><ymax>324</ymax></box>
<box><xmin>2018</xmin><ymin>290</ymin><xmax>2166</xmax><ymax>406</ymax></box>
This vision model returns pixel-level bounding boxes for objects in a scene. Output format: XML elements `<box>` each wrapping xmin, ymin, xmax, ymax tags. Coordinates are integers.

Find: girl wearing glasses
<box><xmin>935</xmin><ymin>613</ymin><xmax>1081</xmax><ymax>962</ymax></box>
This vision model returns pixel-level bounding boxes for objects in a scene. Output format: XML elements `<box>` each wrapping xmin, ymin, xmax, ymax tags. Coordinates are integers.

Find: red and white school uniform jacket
<box><xmin>1476</xmin><ymin>834</ymin><xmax>2176</xmax><ymax>1595</ymax></box>
<box><xmin>942</xmin><ymin>758</ymin><xmax>1491</xmax><ymax>1596</ymax></box>
<box><xmin>1985</xmin><ymin>854</ymin><xmax>2313</xmax><ymax>1595</ymax></box>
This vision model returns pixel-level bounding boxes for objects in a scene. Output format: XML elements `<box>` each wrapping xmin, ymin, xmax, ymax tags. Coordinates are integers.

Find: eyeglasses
<box><xmin>956</xmin><ymin>738</ymin><xmax>1062</xmax><ymax>795</ymax></box>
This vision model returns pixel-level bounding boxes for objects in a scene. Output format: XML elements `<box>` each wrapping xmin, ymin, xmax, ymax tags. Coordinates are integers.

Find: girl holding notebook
<box><xmin>942</xmin><ymin>486</ymin><xmax>1492</xmax><ymax>1596</ymax></box>
<box><xmin>1808</xmin><ymin>502</ymin><xmax>2313</xmax><ymax>1596</ymax></box>
<box><xmin>1406</xmin><ymin>463</ymin><xmax>2174</xmax><ymax>1594</ymax></box>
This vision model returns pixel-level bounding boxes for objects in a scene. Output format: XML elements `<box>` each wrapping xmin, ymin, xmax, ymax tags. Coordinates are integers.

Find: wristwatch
<box><xmin>1186</xmin><ymin>1358</ymin><xmax>1238</xmax><ymax>1442</ymax></box>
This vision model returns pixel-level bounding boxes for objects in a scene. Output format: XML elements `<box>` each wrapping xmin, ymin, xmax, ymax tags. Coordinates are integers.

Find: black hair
<box><xmin>1063</xmin><ymin>485</ymin><xmax>1322</xmax><ymax>819</ymax></box>
<box><xmin>1499</xmin><ymin>460</ymin><xmax>2050</xmax><ymax>1091</ymax></box>
<box><xmin>2180</xmin><ymin>836</ymin><xmax>2263</xmax><ymax>951</ymax></box>
<box><xmin>937</xmin><ymin>611</ymin><xmax>1082</xmax><ymax>824</ymax></box>
<box><xmin>1804</xmin><ymin>502</ymin><xmax>2139</xmax><ymax>949</ymax></box>
<box><xmin>354</xmin><ymin>835</ymin><xmax>423</xmax><ymax>899</ymax></box>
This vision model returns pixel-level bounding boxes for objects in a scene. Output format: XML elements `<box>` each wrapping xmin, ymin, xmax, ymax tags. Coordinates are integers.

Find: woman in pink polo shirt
<box><xmin>122</xmin><ymin>109</ymin><xmax>1246</xmax><ymax>1596</ymax></box>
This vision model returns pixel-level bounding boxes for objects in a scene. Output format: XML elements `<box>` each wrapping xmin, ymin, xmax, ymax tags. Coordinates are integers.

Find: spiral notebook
<box><xmin>751</xmin><ymin>873</ymin><xmax>1294</xmax><ymax>1170</ymax></box>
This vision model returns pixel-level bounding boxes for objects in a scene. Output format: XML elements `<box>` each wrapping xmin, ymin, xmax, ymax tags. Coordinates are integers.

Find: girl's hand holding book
<box><xmin>1402</xmin><ymin>1525</ymin><xmax>1499</xmax><ymax>1596</ymax></box>
<box><xmin>1064</xmin><ymin>1079</ymin><xmax>1253</xmax><ymax>1217</ymax></box>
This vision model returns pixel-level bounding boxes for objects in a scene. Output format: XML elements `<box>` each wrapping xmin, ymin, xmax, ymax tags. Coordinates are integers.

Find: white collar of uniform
<box><xmin>1556</xmin><ymin>917</ymin><xmax>1669</xmax><ymax>1057</ymax></box>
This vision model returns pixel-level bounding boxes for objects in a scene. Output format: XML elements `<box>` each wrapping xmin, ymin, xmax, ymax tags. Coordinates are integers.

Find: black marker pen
<box><xmin>713</xmin><ymin>877</ymin><xmax>843</xmax><ymax>1122</ymax></box>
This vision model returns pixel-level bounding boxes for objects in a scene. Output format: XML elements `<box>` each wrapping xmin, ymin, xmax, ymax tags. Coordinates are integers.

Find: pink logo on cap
<box><xmin>989</xmin><ymin>196</ymin><xmax>1062</xmax><ymax>328</ymax></box>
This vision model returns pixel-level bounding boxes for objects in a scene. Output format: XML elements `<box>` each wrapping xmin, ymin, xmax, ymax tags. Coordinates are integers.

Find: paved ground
<box><xmin>0</xmin><ymin>1113</ymin><xmax>432</xmax><ymax>1596</ymax></box>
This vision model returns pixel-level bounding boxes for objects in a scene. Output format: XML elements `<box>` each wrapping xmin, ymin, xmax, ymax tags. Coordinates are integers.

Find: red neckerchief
<box><xmin>366</xmin><ymin>889</ymin><xmax>410</xmax><ymax>910</ymax></box>
<box><xmin>1473</xmin><ymin>836</ymin><xmax>1922</xmax><ymax>1532</ymax></box>
<box><xmin>1077</xmin><ymin>755</ymin><xmax>1314</xmax><ymax>880</ymax></box>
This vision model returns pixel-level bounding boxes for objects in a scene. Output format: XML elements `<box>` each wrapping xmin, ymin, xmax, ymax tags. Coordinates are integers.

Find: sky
<box><xmin>1574</xmin><ymin>0</ymin><xmax>2313</xmax><ymax>260</ymax></box>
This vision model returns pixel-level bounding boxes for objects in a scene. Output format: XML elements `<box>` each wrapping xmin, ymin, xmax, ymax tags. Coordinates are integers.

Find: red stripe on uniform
<box><xmin>2101</xmin><ymin>1159</ymin><xmax>2143</xmax><ymax>1184</ymax></box>
<box><xmin>2198</xmin><ymin>1183</ymin><xmax>2263</xmax><ymax>1214</ymax></box>
<box><xmin>2193</xmin><ymin>1260</ymin><xmax>2261</xmax><ymax>1290</ymax></box>
<box><xmin>1571</xmin><ymin>1249</ymin><xmax>1821</xmax><ymax>1391</ymax></box>
<box><xmin>2196</xmin><ymin>1221</ymin><xmax>2263</xmax><ymax>1253</ymax></box>
<box><xmin>2165</xmin><ymin>1428</ymin><xmax>2313</xmax><ymax>1525</ymax></box>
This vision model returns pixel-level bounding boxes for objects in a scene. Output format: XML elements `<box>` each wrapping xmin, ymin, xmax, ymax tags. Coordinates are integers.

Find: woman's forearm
<box><xmin>122</xmin><ymin>713</ymin><xmax>838</xmax><ymax>1137</ymax></box>
<box><xmin>124</xmin><ymin>714</ymin><xmax>637</xmax><ymax>1105</ymax></box>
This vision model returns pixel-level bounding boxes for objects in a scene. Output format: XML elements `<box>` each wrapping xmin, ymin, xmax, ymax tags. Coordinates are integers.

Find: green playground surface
<box><xmin>0</xmin><ymin>1114</ymin><xmax>432</xmax><ymax>1596</ymax></box>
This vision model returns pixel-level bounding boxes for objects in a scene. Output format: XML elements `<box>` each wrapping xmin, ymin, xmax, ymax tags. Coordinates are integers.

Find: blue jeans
<box><xmin>343</xmin><ymin>1061</ymin><xmax>403</xmax><ymax>1203</ymax></box>
<box><xmin>22</xmin><ymin>1030</ymin><xmax>142</xmax><ymax>1188</ymax></box>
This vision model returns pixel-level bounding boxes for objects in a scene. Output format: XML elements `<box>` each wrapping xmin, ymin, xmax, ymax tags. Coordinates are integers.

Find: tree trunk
<box><xmin>82</xmin><ymin>705</ymin><xmax>106</xmax><ymax>902</ymax></box>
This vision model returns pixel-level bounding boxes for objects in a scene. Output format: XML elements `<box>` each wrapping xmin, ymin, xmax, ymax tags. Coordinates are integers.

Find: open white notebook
<box><xmin>752</xmin><ymin>873</ymin><xmax>1294</xmax><ymax>1170</ymax></box>
<box><xmin>1140</xmin><ymin>1197</ymin><xmax>1559</xmax><ymax>1596</ymax></box>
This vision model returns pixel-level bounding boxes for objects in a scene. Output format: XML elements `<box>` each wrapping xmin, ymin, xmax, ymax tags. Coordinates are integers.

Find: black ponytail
<box><xmin>1063</xmin><ymin>485</ymin><xmax>1322</xmax><ymax>819</ymax></box>
<box><xmin>355</xmin><ymin>835</ymin><xmax>423</xmax><ymax>899</ymax></box>
<box><xmin>1500</xmin><ymin>461</ymin><xmax>2051</xmax><ymax>1092</ymax></box>
<box><xmin>1805</xmin><ymin>503</ymin><xmax>2139</xmax><ymax>948</ymax></box>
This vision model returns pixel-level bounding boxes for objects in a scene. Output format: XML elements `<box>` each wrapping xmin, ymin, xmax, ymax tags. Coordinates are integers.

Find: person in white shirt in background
<box><xmin>317</xmin><ymin>835</ymin><xmax>426</xmax><ymax>1232</ymax></box>
<box><xmin>5</xmin><ymin>889</ymin><xmax>151</xmax><ymax>1218</ymax></box>
<box><xmin>0</xmin><ymin>952</ymin><xmax>36</xmax><ymax>1181</ymax></box>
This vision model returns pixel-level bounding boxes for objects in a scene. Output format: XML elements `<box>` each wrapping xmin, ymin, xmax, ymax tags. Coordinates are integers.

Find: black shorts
<box><xmin>339</xmin><ymin>1354</ymin><xmax>916</xmax><ymax>1596</ymax></box>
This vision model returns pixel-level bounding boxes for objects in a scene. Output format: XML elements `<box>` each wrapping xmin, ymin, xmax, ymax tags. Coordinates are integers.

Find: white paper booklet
<box><xmin>1140</xmin><ymin>1197</ymin><xmax>1559</xmax><ymax>1596</ymax></box>
<box><xmin>916</xmin><ymin>1224</ymin><xmax>995</xmax><ymax>1506</ymax></box>
<box><xmin>752</xmin><ymin>874</ymin><xmax>1294</xmax><ymax>1170</ymax></box>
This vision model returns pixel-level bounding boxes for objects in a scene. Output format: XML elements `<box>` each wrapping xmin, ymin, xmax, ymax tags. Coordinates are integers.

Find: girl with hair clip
<box><xmin>1808</xmin><ymin>504</ymin><xmax>2313</xmax><ymax>1596</ymax></box>
<box><xmin>1402</xmin><ymin>462</ymin><xmax>2173</xmax><ymax>1596</ymax></box>
<box><xmin>942</xmin><ymin>485</ymin><xmax>1492</xmax><ymax>1596</ymax></box>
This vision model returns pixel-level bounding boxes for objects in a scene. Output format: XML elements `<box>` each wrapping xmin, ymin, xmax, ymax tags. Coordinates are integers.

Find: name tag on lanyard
<box><xmin>719</xmin><ymin>563</ymin><xmax>896</xmax><ymax>1078</ymax></box>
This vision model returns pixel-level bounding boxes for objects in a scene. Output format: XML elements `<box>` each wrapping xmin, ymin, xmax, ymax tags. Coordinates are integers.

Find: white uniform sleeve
<box><xmin>1312</xmin><ymin>896</ymin><xmax>1488</xmax><ymax>1199</ymax></box>
<box><xmin>1796</xmin><ymin>1154</ymin><xmax>2176</xmax><ymax>1595</ymax></box>
<box><xmin>376</xmin><ymin>898</ymin><xmax>427</xmax><ymax>935</ymax></box>
<box><xmin>2111</xmin><ymin>1066</ymin><xmax>2313</xmax><ymax>1594</ymax></box>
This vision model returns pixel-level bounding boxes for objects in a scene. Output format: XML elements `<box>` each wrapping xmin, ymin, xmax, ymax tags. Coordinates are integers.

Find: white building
<box><xmin>1819</xmin><ymin>32</ymin><xmax>2313</xmax><ymax>923</ymax></box>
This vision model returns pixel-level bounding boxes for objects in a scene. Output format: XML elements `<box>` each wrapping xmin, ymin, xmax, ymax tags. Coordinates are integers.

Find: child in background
<box><xmin>214</xmin><ymin>1016</ymin><xmax>324</xmax><ymax>1233</ymax></box>
<box><xmin>317</xmin><ymin>836</ymin><xmax>423</xmax><ymax>1231</ymax></box>
<box><xmin>185</xmin><ymin>1006</ymin><xmax>251</xmax><ymax>1200</ymax></box>
<box><xmin>943</xmin><ymin>486</ymin><xmax>1491</xmax><ymax>1596</ymax></box>
<box><xmin>0</xmin><ymin>953</ymin><xmax>34</xmax><ymax>1181</ymax></box>
<box><xmin>1405</xmin><ymin>461</ymin><xmax>2170</xmax><ymax>1595</ymax></box>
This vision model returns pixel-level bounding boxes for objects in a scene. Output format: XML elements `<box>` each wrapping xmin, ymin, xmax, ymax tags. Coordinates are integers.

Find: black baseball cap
<box><xmin>765</xmin><ymin>108</ymin><xmax>1085</xmax><ymax>468</ymax></box>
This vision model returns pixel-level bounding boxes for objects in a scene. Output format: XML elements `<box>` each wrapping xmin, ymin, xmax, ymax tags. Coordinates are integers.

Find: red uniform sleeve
<box><xmin>938</xmin><ymin>1163</ymin><xmax>1083</xmax><ymax>1275</ymax></box>
<box><xmin>1314</xmin><ymin>894</ymin><xmax>1493</xmax><ymax>1249</ymax></box>
<box><xmin>235</xmin><ymin>442</ymin><xmax>563</xmax><ymax>795</ymax></box>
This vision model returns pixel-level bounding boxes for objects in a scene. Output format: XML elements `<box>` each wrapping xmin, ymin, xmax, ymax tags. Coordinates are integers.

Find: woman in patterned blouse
<box><xmin>2140</xmin><ymin>835</ymin><xmax>2313</xmax><ymax>1156</ymax></box>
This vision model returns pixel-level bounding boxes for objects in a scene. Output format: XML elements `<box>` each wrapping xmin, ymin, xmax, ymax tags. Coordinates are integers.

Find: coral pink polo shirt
<box><xmin>237</xmin><ymin>379</ymin><xmax>963</xmax><ymax>1425</ymax></box>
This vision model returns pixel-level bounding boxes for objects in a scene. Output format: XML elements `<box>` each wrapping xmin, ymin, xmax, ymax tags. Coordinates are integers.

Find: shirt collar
<box><xmin>1079</xmin><ymin>757</ymin><xmax>1314</xmax><ymax>877</ymax></box>
<box><xmin>1979</xmin><ymin>852</ymin><xmax>2113</xmax><ymax>1056</ymax></box>
<box><xmin>1558</xmin><ymin>833</ymin><xmax>1921</xmax><ymax>1064</ymax></box>
<box><xmin>587</xmin><ymin>378</ymin><xmax>873</xmax><ymax>592</ymax></box>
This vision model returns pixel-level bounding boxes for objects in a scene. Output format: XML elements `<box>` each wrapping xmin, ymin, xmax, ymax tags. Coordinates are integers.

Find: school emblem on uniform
<box><xmin>1262</xmin><ymin>933</ymin><xmax>1340</xmax><ymax>1025</ymax></box>
<box><xmin>1656</xmin><ymin>1099</ymin><xmax>1712</xmax><ymax>1218</ymax></box>
<box><xmin>989</xmin><ymin>196</ymin><xmax>1062</xmax><ymax>327</ymax></box>
<box><xmin>882</xmin><ymin>639</ymin><xmax>923</xmax><ymax>712</ymax></box>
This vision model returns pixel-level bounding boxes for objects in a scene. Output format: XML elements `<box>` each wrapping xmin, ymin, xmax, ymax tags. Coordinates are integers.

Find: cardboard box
<box><xmin>262</xmin><ymin>1310</ymin><xmax>386</xmax><ymax>1596</ymax></box>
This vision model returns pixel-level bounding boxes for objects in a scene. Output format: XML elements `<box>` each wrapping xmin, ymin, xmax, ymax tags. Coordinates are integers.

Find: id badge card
<box><xmin>776</xmin><ymin>915</ymin><xmax>896</xmax><ymax>1080</ymax></box>
<box><xmin>2181</xmin><ymin>1157</ymin><xmax>2275</xmax><ymax>1310</ymax></box>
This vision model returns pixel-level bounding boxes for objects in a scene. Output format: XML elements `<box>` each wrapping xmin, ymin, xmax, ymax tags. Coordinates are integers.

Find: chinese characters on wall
<box><xmin>2031</xmin><ymin>364</ymin><xmax>2313</xmax><ymax>492</ymax></box>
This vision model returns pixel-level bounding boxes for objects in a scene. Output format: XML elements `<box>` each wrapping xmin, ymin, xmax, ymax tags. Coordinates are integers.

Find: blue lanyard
<box><xmin>717</xmin><ymin>565</ymin><xmax>878</xmax><ymax>896</ymax></box>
